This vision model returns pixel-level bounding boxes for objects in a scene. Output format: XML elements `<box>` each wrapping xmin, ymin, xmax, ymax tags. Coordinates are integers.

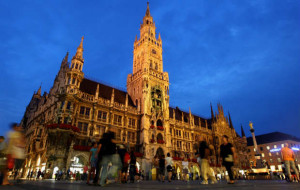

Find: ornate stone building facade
<box><xmin>21</xmin><ymin>3</ymin><xmax>248</xmax><ymax>177</ymax></box>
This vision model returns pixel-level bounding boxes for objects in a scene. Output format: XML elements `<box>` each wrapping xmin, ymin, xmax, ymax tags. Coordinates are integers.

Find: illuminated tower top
<box><xmin>132</xmin><ymin>2</ymin><xmax>163</xmax><ymax>74</ymax></box>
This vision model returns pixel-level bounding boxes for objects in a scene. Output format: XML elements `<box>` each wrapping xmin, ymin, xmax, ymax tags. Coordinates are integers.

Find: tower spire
<box><xmin>74</xmin><ymin>36</ymin><xmax>84</xmax><ymax>60</ymax></box>
<box><xmin>145</xmin><ymin>2</ymin><xmax>150</xmax><ymax>16</ymax></box>
<box><xmin>63</xmin><ymin>51</ymin><xmax>69</xmax><ymax>62</ymax></box>
<box><xmin>210</xmin><ymin>102</ymin><xmax>214</xmax><ymax>121</ymax></box>
<box><xmin>228</xmin><ymin>112</ymin><xmax>233</xmax><ymax>129</ymax></box>
<box><xmin>241</xmin><ymin>124</ymin><xmax>246</xmax><ymax>137</ymax></box>
<box><xmin>61</xmin><ymin>51</ymin><xmax>69</xmax><ymax>68</ymax></box>
<box><xmin>37</xmin><ymin>85</ymin><xmax>41</xmax><ymax>96</ymax></box>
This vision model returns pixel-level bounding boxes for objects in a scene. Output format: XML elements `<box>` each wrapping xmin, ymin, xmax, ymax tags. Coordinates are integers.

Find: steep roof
<box><xmin>169</xmin><ymin>106</ymin><xmax>212</xmax><ymax>129</ymax></box>
<box><xmin>79</xmin><ymin>78</ymin><xmax>135</xmax><ymax>107</ymax></box>
<box><xmin>247</xmin><ymin>132</ymin><xmax>300</xmax><ymax>146</ymax></box>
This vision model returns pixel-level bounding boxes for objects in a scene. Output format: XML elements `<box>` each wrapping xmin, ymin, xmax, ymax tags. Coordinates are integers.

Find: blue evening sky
<box><xmin>0</xmin><ymin>0</ymin><xmax>299</xmax><ymax>138</ymax></box>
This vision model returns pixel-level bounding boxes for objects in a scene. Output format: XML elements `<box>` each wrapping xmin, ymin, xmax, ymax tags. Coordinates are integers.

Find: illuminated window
<box><xmin>254</xmin><ymin>148</ymin><xmax>256</xmax><ymax>152</ymax></box>
<box><xmin>114</xmin><ymin>115</ymin><xmax>122</xmax><ymax>125</ymax></box>
<box><xmin>97</xmin><ymin>111</ymin><xmax>107</xmax><ymax>122</ymax></box>
<box><xmin>267</xmin><ymin>146</ymin><xmax>270</xmax><ymax>150</ymax></box>
<box><xmin>269</xmin><ymin>153</ymin><xmax>272</xmax><ymax>156</ymax></box>
<box><xmin>281</xmin><ymin>144</ymin><xmax>284</xmax><ymax>148</ymax></box>
<box><xmin>79</xmin><ymin>106</ymin><xmax>90</xmax><ymax>117</ymax></box>
<box><xmin>128</xmin><ymin>118</ymin><xmax>136</xmax><ymax>128</ymax></box>
<box><xmin>262</xmin><ymin>153</ymin><xmax>265</xmax><ymax>157</ymax></box>
<box><xmin>274</xmin><ymin>145</ymin><xmax>277</xmax><ymax>148</ymax></box>
<box><xmin>278</xmin><ymin>165</ymin><xmax>282</xmax><ymax>171</ymax></box>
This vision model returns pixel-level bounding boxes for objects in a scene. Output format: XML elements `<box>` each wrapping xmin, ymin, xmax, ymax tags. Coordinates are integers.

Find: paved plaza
<box><xmin>1</xmin><ymin>180</ymin><xmax>299</xmax><ymax>190</ymax></box>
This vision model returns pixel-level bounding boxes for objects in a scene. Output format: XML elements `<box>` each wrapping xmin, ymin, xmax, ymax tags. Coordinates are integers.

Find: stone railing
<box><xmin>97</xmin><ymin>97</ymin><xmax>110</xmax><ymax>106</ymax></box>
<box><xmin>114</xmin><ymin>102</ymin><xmax>125</xmax><ymax>110</ymax></box>
<box><xmin>77</xmin><ymin>91</ymin><xmax>94</xmax><ymax>102</ymax></box>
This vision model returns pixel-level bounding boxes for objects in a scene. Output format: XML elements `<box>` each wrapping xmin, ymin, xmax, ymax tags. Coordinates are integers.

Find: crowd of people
<box><xmin>1</xmin><ymin>124</ymin><xmax>300</xmax><ymax>186</ymax></box>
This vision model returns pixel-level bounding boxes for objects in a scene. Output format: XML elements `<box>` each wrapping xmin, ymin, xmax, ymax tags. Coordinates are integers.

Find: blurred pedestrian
<box><xmin>165</xmin><ymin>153</ymin><xmax>173</xmax><ymax>182</ymax></box>
<box><xmin>30</xmin><ymin>170</ymin><xmax>34</xmax><ymax>180</ymax></box>
<box><xmin>6</xmin><ymin>123</ymin><xmax>26</xmax><ymax>182</ymax></box>
<box><xmin>122</xmin><ymin>147</ymin><xmax>130</xmax><ymax>183</ymax></box>
<box><xmin>117</xmin><ymin>144</ymin><xmax>128</xmax><ymax>183</ymax></box>
<box><xmin>83</xmin><ymin>165</ymin><xmax>88</xmax><ymax>180</ymax></box>
<box><xmin>26</xmin><ymin>170</ymin><xmax>30</xmax><ymax>180</ymax></box>
<box><xmin>158</xmin><ymin>154</ymin><xmax>166</xmax><ymax>182</ymax></box>
<box><xmin>220</xmin><ymin>135</ymin><xmax>236</xmax><ymax>184</ymax></box>
<box><xmin>281</xmin><ymin>143</ymin><xmax>299</xmax><ymax>182</ymax></box>
<box><xmin>87</xmin><ymin>142</ymin><xmax>97</xmax><ymax>184</ymax></box>
<box><xmin>194</xmin><ymin>135</ymin><xmax>201</xmax><ymax>170</ymax></box>
<box><xmin>198</xmin><ymin>136</ymin><xmax>217</xmax><ymax>184</ymax></box>
<box><xmin>37</xmin><ymin>169</ymin><xmax>41</xmax><ymax>180</ymax></box>
<box><xmin>0</xmin><ymin>136</ymin><xmax>7</xmax><ymax>185</ymax></box>
<box><xmin>182</xmin><ymin>157</ymin><xmax>189</xmax><ymax>182</ymax></box>
<box><xmin>97</xmin><ymin>131</ymin><xmax>118</xmax><ymax>186</ymax></box>
<box><xmin>129</xmin><ymin>149</ymin><xmax>136</xmax><ymax>183</ymax></box>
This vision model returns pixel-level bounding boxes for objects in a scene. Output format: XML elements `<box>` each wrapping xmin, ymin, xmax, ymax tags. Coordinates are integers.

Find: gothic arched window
<box><xmin>157</xmin><ymin>119</ymin><xmax>163</xmax><ymax>127</ymax></box>
<box><xmin>157</xmin><ymin>133</ymin><xmax>163</xmax><ymax>141</ymax></box>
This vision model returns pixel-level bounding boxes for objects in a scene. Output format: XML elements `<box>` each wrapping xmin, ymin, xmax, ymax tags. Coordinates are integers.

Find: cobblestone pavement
<box><xmin>1</xmin><ymin>180</ymin><xmax>300</xmax><ymax>190</ymax></box>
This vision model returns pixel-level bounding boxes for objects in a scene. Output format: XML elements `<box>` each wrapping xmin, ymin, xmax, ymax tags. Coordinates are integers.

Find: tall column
<box><xmin>249</xmin><ymin>121</ymin><xmax>264</xmax><ymax>168</ymax></box>
<box><xmin>65</xmin><ymin>140</ymin><xmax>75</xmax><ymax>170</ymax></box>
<box><xmin>249</xmin><ymin>122</ymin><xmax>259</xmax><ymax>154</ymax></box>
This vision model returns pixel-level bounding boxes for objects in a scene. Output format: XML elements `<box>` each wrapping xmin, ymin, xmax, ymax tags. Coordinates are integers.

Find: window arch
<box><xmin>151</xmin><ymin>120</ymin><xmax>154</xmax><ymax>126</ymax></box>
<box><xmin>157</xmin><ymin>119</ymin><xmax>163</xmax><ymax>127</ymax></box>
<box><xmin>157</xmin><ymin>133</ymin><xmax>163</xmax><ymax>141</ymax></box>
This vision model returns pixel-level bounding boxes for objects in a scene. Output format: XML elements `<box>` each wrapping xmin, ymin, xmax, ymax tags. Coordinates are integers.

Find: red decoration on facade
<box><xmin>150</xmin><ymin>125</ymin><xmax>155</xmax><ymax>129</ymax></box>
<box><xmin>157</xmin><ymin>139</ymin><xmax>164</xmax><ymax>144</ymax></box>
<box><xmin>73</xmin><ymin>145</ymin><xmax>91</xmax><ymax>151</ymax></box>
<box><xmin>172</xmin><ymin>157</ymin><xmax>183</xmax><ymax>161</ymax></box>
<box><xmin>46</xmin><ymin>124</ymin><xmax>80</xmax><ymax>133</ymax></box>
<box><xmin>150</xmin><ymin>139</ymin><xmax>155</xmax><ymax>143</ymax></box>
<box><xmin>157</xmin><ymin>126</ymin><xmax>164</xmax><ymax>131</ymax></box>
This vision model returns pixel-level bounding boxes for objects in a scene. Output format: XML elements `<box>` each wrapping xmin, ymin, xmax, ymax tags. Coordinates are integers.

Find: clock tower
<box><xmin>127</xmin><ymin>2</ymin><xmax>171</xmax><ymax>161</ymax></box>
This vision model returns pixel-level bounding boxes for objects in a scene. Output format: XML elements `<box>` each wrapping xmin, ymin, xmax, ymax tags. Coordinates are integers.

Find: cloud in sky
<box><xmin>0</xmin><ymin>0</ymin><xmax>299</xmax><ymax>137</ymax></box>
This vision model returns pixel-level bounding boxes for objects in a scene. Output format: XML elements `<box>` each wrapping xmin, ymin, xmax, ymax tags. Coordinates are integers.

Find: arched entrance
<box><xmin>70</xmin><ymin>155</ymin><xmax>87</xmax><ymax>174</ymax></box>
<box><xmin>156</xmin><ymin>147</ymin><xmax>164</xmax><ymax>157</ymax></box>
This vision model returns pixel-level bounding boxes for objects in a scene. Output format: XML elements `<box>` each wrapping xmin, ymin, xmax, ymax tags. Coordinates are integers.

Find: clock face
<box><xmin>152</xmin><ymin>49</ymin><xmax>156</xmax><ymax>54</ymax></box>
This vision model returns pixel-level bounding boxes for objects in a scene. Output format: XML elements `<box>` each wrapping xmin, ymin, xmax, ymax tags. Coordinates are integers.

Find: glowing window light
<box><xmin>270</xmin><ymin>148</ymin><xmax>281</xmax><ymax>152</ymax></box>
<box><xmin>270</xmin><ymin>147</ymin><xmax>299</xmax><ymax>152</ymax></box>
